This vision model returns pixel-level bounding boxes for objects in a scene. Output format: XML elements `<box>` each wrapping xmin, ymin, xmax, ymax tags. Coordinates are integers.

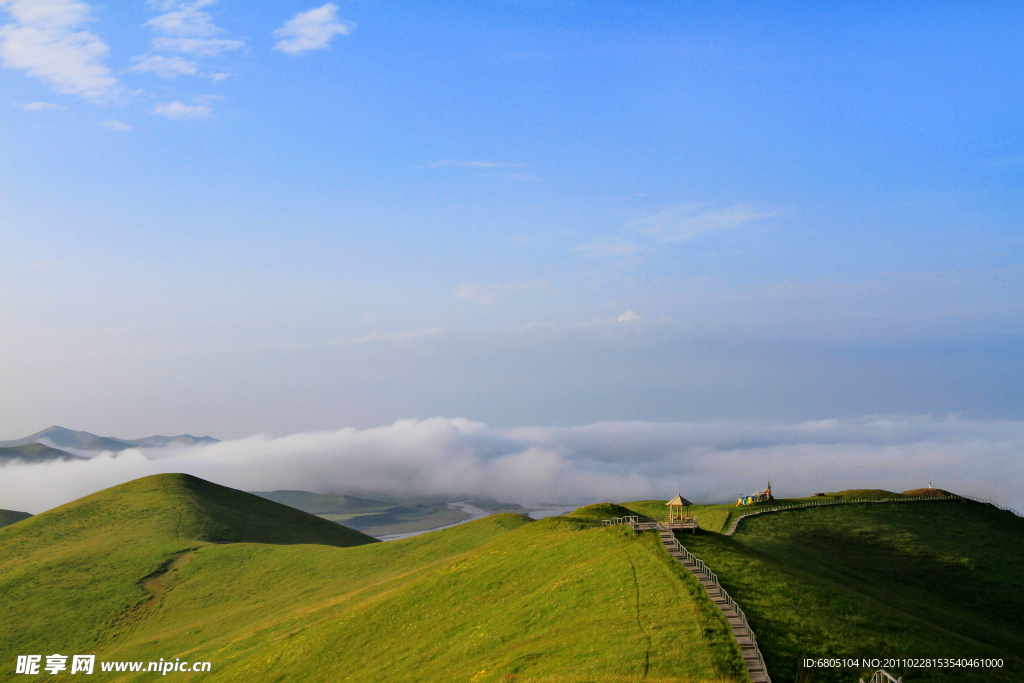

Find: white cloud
<box><xmin>100</xmin><ymin>118</ymin><xmax>129</xmax><ymax>130</ymax></box>
<box><xmin>0</xmin><ymin>0</ymin><xmax>120</xmax><ymax>99</ymax></box>
<box><xmin>21</xmin><ymin>100</ymin><xmax>58</xmax><ymax>110</ymax></box>
<box><xmin>272</xmin><ymin>3</ymin><xmax>353</xmax><ymax>55</ymax></box>
<box><xmin>125</xmin><ymin>53</ymin><xmax>198</xmax><ymax>78</ymax></box>
<box><xmin>146</xmin><ymin>1</ymin><xmax>219</xmax><ymax>37</ymax></box>
<box><xmin>151</xmin><ymin>36</ymin><xmax>242</xmax><ymax>56</ymax></box>
<box><xmin>617</xmin><ymin>310</ymin><xmax>641</xmax><ymax>324</ymax></box>
<box><xmin>152</xmin><ymin>99</ymin><xmax>210</xmax><ymax>120</ymax></box>
<box><xmin>141</xmin><ymin>0</ymin><xmax>243</xmax><ymax>57</ymax></box>
<box><xmin>632</xmin><ymin>203</ymin><xmax>779</xmax><ymax>243</ymax></box>
<box><xmin>2</xmin><ymin>415</ymin><xmax>1022</xmax><ymax>515</ymax></box>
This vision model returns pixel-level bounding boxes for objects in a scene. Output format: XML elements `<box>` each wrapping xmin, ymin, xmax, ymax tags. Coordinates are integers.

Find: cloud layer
<box><xmin>3</xmin><ymin>415</ymin><xmax>1022</xmax><ymax>515</ymax></box>
<box><xmin>272</xmin><ymin>3</ymin><xmax>352</xmax><ymax>55</ymax></box>
<box><xmin>153</xmin><ymin>99</ymin><xmax>210</xmax><ymax>119</ymax></box>
<box><xmin>0</xmin><ymin>0</ymin><xmax>119</xmax><ymax>98</ymax></box>
<box><xmin>144</xmin><ymin>0</ymin><xmax>243</xmax><ymax>57</ymax></box>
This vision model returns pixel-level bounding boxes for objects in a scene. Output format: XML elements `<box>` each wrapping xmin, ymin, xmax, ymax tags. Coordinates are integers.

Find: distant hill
<box><xmin>0</xmin><ymin>426</ymin><xmax>101</xmax><ymax>449</ymax></box>
<box><xmin>0</xmin><ymin>443</ymin><xmax>86</xmax><ymax>463</ymax></box>
<box><xmin>0</xmin><ymin>510</ymin><xmax>31</xmax><ymax>529</ymax></box>
<box><xmin>902</xmin><ymin>487</ymin><xmax>955</xmax><ymax>497</ymax></box>
<box><xmin>0</xmin><ymin>425</ymin><xmax>219</xmax><ymax>451</ymax></box>
<box><xmin>249</xmin><ymin>490</ymin><xmax>393</xmax><ymax>515</ymax></box>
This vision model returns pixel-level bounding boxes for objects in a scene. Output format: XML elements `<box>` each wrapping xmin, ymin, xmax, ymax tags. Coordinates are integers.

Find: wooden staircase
<box><xmin>657</xmin><ymin>527</ymin><xmax>771</xmax><ymax>683</ymax></box>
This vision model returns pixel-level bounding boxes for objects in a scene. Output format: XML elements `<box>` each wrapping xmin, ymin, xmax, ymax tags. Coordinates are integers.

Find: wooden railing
<box><xmin>602</xmin><ymin>515</ymin><xmax>640</xmax><ymax>527</ymax></box>
<box><xmin>603</xmin><ymin>515</ymin><xmax>699</xmax><ymax>532</ymax></box>
<box><xmin>663</xmin><ymin>534</ymin><xmax>771</xmax><ymax>682</ymax></box>
<box><xmin>860</xmin><ymin>669</ymin><xmax>902</xmax><ymax>683</ymax></box>
<box><xmin>604</xmin><ymin>516</ymin><xmax>768</xmax><ymax>682</ymax></box>
<box><xmin>952</xmin><ymin>493</ymin><xmax>1022</xmax><ymax>517</ymax></box>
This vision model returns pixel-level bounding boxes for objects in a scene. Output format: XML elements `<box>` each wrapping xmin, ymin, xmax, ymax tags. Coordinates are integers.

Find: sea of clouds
<box><xmin>2</xmin><ymin>415</ymin><xmax>1022</xmax><ymax>515</ymax></box>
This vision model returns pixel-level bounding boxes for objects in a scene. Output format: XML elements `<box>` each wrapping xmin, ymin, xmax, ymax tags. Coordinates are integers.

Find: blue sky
<box><xmin>1</xmin><ymin>0</ymin><xmax>1022</xmax><ymax>439</ymax></box>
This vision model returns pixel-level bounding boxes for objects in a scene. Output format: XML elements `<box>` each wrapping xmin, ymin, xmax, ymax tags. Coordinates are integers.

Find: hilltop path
<box><xmin>657</xmin><ymin>524</ymin><xmax>771</xmax><ymax>683</ymax></box>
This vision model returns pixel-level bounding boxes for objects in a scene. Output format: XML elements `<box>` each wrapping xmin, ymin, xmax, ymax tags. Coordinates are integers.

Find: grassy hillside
<box><xmin>622</xmin><ymin>500</ymin><xmax>735</xmax><ymax>534</ymax></box>
<box><xmin>621</xmin><ymin>490</ymin><xmax>939</xmax><ymax>535</ymax></box>
<box><xmin>0</xmin><ymin>474</ymin><xmax>746</xmax><ymax>683</ymax></box>
<box><xmin>674</xmin><ymin>500</ymin><xmax>1024</xmax><ymax>683</ymax></box>
<box><xmin>0</xmin><ymin>474</ymin><xmax>378</xmax><ymax>671</ymax></box>
<box><xmin>0</xmin><ymin>509</ymin><xmax>31</xmax><ymax>529</ymax></box>
<box><xmin>13</xmin><ymin>477</ymin><xmax>1010</xmax><ymax>683</ymax></box>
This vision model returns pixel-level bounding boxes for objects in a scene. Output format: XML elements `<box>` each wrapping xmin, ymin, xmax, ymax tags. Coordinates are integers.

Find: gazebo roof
<box><xmin>666</xmin><ymin>494</ymin><xmax>693</xmax><ymax>507</ymax></box>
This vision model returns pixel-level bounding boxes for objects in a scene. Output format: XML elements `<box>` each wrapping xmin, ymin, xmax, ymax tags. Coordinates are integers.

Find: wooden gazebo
<box><xmin>666</xmin><ymin>494</ymin><xmax>693</xmax><ymax>521</ymax></box>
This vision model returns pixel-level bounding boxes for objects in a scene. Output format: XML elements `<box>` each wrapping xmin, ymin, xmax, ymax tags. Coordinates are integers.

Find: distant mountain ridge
<box><xmin>0</xmin><ymin>426</ymin><xmax>219</xmax><ymax>452</ymax></box>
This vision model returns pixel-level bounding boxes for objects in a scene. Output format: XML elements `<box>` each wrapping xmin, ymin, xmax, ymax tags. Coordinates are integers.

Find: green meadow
<box><xmin>641</xmin><ymin>499</ymin><xmax>1024</xmax><ymax>683</ymax></box>
<box><xmin>2</xmin><ymin>476</ymin><xmax>1020</xmax><ymax>683</ymax></box>
<box><xmin>0</xmin><ymin>475</ymin><xmax>743</xmax><ymax>683</ymax></box>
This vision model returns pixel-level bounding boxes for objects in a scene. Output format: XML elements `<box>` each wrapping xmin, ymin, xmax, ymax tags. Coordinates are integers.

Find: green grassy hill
<box><xmin>0</xmin><ymin>474</ymin><xmax>379</xmax><ymax>674</ymax></box>
<box><xmin>622</xmin><ymin>500</ymin><xmax>736</xmax><ymax>534</ymax></box>
<box><xmin>667</xmin><ymin>499</ymin><xmax>1024</xmax><ymax>683</ymax></box>
<box><xmin>622</xmin><ymin>490</ymin><xmax>949</xmax><ymax>534</ymax></box>
<box><xmin>0</xmin><ymin>474</ymin><xmax>744</xmax><ymax>683</ymax></box>
<box><xmin>7</xmin><ymin>476</ymin><xmax>1014</xmax><ymax>683</ymax></box>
